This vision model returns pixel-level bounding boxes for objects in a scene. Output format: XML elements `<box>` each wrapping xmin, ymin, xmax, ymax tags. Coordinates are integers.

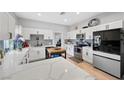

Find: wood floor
<box><xmin>67</xmin><ymin>55</ymin><xmax>119</xmax><ymax>80</ymax></box>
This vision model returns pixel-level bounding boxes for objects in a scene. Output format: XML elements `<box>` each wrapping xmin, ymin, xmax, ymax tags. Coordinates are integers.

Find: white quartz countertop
<box><xmin>0</xmin><ymin>57</ymin><xmax>95</xmax><ymax>80</ymax></box>
<box><xmin>0</xmin><ymin>48</ymin><xmax>30</xmax><ymax>78</ymax></box>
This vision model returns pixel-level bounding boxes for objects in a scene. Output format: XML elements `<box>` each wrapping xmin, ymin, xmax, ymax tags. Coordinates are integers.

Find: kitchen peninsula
<box><xmin>46</xmin><ymin>47</ymin><xmax>66</xmax><ymax>59</ymax></box>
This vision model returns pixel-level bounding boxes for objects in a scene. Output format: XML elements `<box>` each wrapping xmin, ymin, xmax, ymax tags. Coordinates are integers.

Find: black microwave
<box><xmin>76</xmin><ymin>34</ymin><xmax>85</xmax><ymax>40</ymax></box>
<box><xmin>93</xmin><ymin>28</ymin><xmax>121</xmax><ymax>55</ymax></box>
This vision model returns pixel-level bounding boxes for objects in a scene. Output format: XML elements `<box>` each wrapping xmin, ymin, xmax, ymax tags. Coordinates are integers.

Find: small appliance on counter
<box><xmin>76</xmin><ymin>34</ymin><xmax>85</xmax><ymax>40</ymax></box>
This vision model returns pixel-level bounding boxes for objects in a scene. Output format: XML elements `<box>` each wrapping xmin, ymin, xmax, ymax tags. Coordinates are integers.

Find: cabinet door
<box><xmin>85</xmin><ymin>31</ymin><xmax>93</xmax><ymax>39</ymax></box>
<box><xmin>67</xmin><ymin>45</ymin><xmax>70</xmax><ymax>55</ymax></box>
<box><xmin>93</xmin><ymin>54</ymin><xmax>120</xmax><ymax>78</ymax></box>
<box><xmin>8</xmin><ymin>14</ymin><xmax>16</xmax><ymax>39</ymax></box>
<box><xmin>71</xmin><ymin>31</ymin><xmax>76</xmax><ymax>39</ymax></box>
<box><xmin>44</xmin><ymin>32</ymin><xmax>53</xmax><ymax>39</ymax></box>
<box><xmin>0</xmin><ymin>13</ymin><xmax>9</xmax><ymax>40</ymax></box>
<box><xmin>40</xmin><ymin>47</ymin><xmax>45</xmax><ymax>59</ymax></box>
<box><xmin>66</xmin><ymin>32</ymin><xmax>70</xmax><ymax>39</ymax></box>
<box><xmin>95</xmin><ymin>24</ymin><xmax>106</xmax><ymax>32</ymax></box>
<box><xmin>108</xmin><ymin>20</ymin><xmax>123</xmax><ymax>30</ymax></box>
<box><xmin>70</xmin><ymin>45</ymin><xmax>74</xmax><ymax>56</ymax></box>
<box><xmin>22</xmin><ymin>28</ymin><xmax>30</xmax><ymax>40</ymax></box>
<box><xmin>82</xmin><ymin>47</ymin><xmax>93</xmax><ymax>64</ymax></box>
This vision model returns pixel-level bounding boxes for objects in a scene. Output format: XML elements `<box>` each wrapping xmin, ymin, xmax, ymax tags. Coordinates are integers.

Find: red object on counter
<box><xmin>23</xmin><ymin>41</ymin><xmax>29</xmax><ymax>48</ymax></box>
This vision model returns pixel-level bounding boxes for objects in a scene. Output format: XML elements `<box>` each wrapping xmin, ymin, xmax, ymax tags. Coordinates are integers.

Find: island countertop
<box><xmin>47</xmin><ymin>48</ymin><xmax>66</xmax><ymax>54</ymax></box>
<box><xmin>0</xmin><ymin>57</ymin><xmax>95</xmax><ymax>80</ymax></box>
<box><xmin>0</xmin><ymin>48</ymin><xmax>30</xmax><ymax>79</ymax></box>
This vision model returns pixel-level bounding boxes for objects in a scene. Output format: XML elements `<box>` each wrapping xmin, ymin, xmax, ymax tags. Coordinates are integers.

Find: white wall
<box><xmin>18</xmin><ymin>18</ymin><xmax>69</xmax><ymax>32</ymax></box>
<box><xmin>70</xmin><ymin>12</ymin><xmax>124</xmax><ymax>31</ymax></box>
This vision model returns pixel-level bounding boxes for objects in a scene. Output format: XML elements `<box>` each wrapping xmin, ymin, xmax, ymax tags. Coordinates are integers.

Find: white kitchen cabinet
<box><xmin>29</xmin><ymin>47</ymin><xmax>45</xmax><ymax>62</ymax></box>
<box><xmin>22</xmin><ymin>28</ymin><xmax>34</xmax><ymax>40</ymax></box>
<box><xmin>70</xmin><ymin>45</ymin><xmax>74</xmax><ymax>56</ymax></box>
<box><xmin>86</xmin><ymin>31</ymin><xmax>93</xmax><ymax>39</ymax></box>
<box><xmin>22</xmin><ymin>28</ymin><xmax>40</xmax><ymax>40</ymax></box>
<box><xmin>44</xmin><ymin>32</ymin><xmax>53</xmax><ymax>39</ymax></box>
<box><xmin>66</xmin><ymin>32</ymin><xmax>70</xmax><ymax>39</ymax></box>
<box><xmin>0</xmin><ymin>13</ymin><xmax>16</xmax><ymax>40</ymax></box>
<box><xmin>66</xmin><ymin>30</ymin><xmax>79</xmax><ymax>39</ymax></box>
<box><xmin>94</xmin><ymin>20</ymin><xmax>123</xmax><ymax>32</ymax></box>
<box><xmin>82</xmin><ymin>47</ymin><xmax>93</xmax><ymax>64</ymax></box>
<box><xmin>66</xmin><ymin>44</ymin><xmax>74</xmax><ymax>56</ymax></box>
<box><xmin>107</xmin><ymin>20</ymin><xmax>123</xmax><ymax>30</ymax></box>
<box><xmin>0</xmin><ymin>13</ymin><xmax>9</xmax><ymax>40</ymax></box>
<box><xmin>83</xmin><ymin>28</ymin><xmax>93</xmax><ymax>39</ymax></box>
<box><xmin>22</xmin><ymin>28</ymin><xmax>54</xmax><ymax>40</ymax></box>
<box><xmin>77</xmin><ymin>29</ymin><xmax>82</xmax><ymax>34</ymax></box>
<box><xmin>70</xmin><ymin>31</ymin><xmax>77</xmax><ymax>39</ymax></box>
<box><xmin>95</xmin><ymin>24</ymin><xmax>106</xmax><ymax>31</ymax></box>
<box><xmin>8</xmin><ymin>14</ymin><xmax>16</xmax><ymax>39</ymax></box>
<box><xmin>22</xmin><ymin>29</ymin><xmax>30</xmax><ymax>40</ymax></box>
<box><xmin>21</xmin><ymin>50</ymin><xmax>30</xmax><ymax>64</ymax></box>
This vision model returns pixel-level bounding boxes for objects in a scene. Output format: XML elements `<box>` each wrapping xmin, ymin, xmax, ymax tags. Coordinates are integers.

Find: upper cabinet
<box><xmin>42</xmin><ymin>29</ymin><xmax>53</xmax><ymax>39</ymax></box>
<box><xmin>8</xmin><ymin>13</ymin><xmax>16</xmax><ymax>39</ymax></box>
<box><xmin>66</xmin><ymin>30</ymin><xmax>77</xmax><ymax>39</ymax></box>
<box><xmin>107</xmin><ymin>20</ymin><xmax>123</xmax><ymax>30</ymax></box>
<box><xmin>94</xmin><ymin>20</ymin><xmax>123</xmax><ymax>32</ymax></box>
<box><xmin>44</xmin><ymin>32</ymin><xmax>53</xmax><ymax>39</ymax></box>
<box><xmin>0</xmin><ymin>13</ymin><xmax>9</xmax><ymax>40</ymax></box>
<box><xmin>0</xmin><ymin>12</ymin><xmax>16</xmax><ymax>40</ymax></box>
<box><xmin>70</xmin><ymin>31</ymin><xmax>77</xmax><ymax>39</ymax></box>
<box><xmin>22</xmin><ymin>28</ymin><xmax>54</xmax><ymax>40</ymax></box>
<box><xmin>22</xmin><ymin>28</ymin><xmax>31</xmax><ymax>40</ymax></box>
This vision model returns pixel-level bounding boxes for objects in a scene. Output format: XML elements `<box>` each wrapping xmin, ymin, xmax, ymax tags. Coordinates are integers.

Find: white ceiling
<box><xmin>15</xmin><ymin>12</ymin><xmax>103</xmax><ymax>26</ymax></box>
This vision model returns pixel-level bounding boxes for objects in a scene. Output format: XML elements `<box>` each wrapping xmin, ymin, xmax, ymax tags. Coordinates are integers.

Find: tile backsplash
<box><xmin>29</xmin><ymin>35</ymin><xmax>53</xmax><ymax>46</ymax></box>
<box><xmin>64</xmin><ymin>39</ymin><xmax>76</xmax><ymax>44</ymax></box>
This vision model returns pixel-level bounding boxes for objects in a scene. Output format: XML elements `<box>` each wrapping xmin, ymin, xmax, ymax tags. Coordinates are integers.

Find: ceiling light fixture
<box><xmin>37</xmin><ymin>13</ymin><xmax>41</xmax><ymax>16</ymax></box>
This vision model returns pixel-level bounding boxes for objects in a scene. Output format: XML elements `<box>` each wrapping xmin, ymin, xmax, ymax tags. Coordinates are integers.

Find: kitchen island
<box><xmin>46</xmin><ymin>47</ymin><xmax>66</xmax><ymax>59</ymax></box>
<box><xmin>0</xmin><ymin>57</ymin><xmax>95</xmax><ymax>80</ymax></box>
<box><xmin>0</xmin><ymin>48</ymin><xmax>30</xmax><ymax>79</ymax></box>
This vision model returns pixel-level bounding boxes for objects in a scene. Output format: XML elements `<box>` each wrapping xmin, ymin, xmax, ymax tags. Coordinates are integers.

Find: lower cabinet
<box><xmin>82</xmin><ymin>47</ymin><xmax>93</xmax><ymax>64</ymax></box>
<box><xmin>21</xmin><ymin>52</ymin><xmax>29</xmax><ymax>64</ymax></box>
<box><xmin>93</xmin><ymin>54</ymin><xmax>121</xmax><ymax>78</ymax></box>
<box><xmin>29</xmin><ymin>47</ymin><xmax>45</xmax><ymax>62</ymax></box>
<box><xmin>66</xmin><ymin>45</ymin><xmax>74</xmax><ymax>56</ymax></box>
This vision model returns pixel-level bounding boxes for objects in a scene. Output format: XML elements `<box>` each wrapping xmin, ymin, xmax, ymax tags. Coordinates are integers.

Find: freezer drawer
<box><xmin>93</xmin><ymin>54</ymin><xmax>121</xmax><ymax>78</ymax></box>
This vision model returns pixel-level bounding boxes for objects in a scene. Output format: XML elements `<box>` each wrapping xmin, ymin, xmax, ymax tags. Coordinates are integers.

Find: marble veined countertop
<box><xmin>0</xmin><ymin>57</ymin><xmax>95</xmax><ymax>80</ymax></box>
<box><xmin>0</xmin><ymin>48</ymin><xmax>30</xmax><ymax>79</ymax></box>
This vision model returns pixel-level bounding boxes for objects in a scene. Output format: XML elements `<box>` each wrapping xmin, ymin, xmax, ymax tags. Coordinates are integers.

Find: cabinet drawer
<box><xmin>93</xmin><ymin>54</ymin><xmax>120</xmax><ymax>78</ymax></box>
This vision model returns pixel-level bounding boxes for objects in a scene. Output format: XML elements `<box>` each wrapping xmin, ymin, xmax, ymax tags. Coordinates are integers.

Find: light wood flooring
<box><xmin>67</xmin><ymin>55</ymin><xmax>119</xmax><ymax>80</ymax></box>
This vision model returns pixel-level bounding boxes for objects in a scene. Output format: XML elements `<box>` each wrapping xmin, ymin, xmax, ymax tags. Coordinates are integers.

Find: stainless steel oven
<box><xmin>74</xmin><ymin>46</ymin><xmax>82</xmax><ymax>60</ymax></box>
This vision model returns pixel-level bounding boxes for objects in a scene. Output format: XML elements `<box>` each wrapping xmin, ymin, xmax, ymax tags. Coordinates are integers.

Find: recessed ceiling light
<box><xmin>37</xmin><ymin>13</ymin><xmax>41</xmax><ymax>16</ymax></box>
<box><xmin>76</xmin><ymin>12</ymin><xmax>80</xmax><ymax>15</ymax></box>
<box><xmin>64</xmin><ymin>18</ymin><xmax>68</xmax><ymax>22</ymax></box>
